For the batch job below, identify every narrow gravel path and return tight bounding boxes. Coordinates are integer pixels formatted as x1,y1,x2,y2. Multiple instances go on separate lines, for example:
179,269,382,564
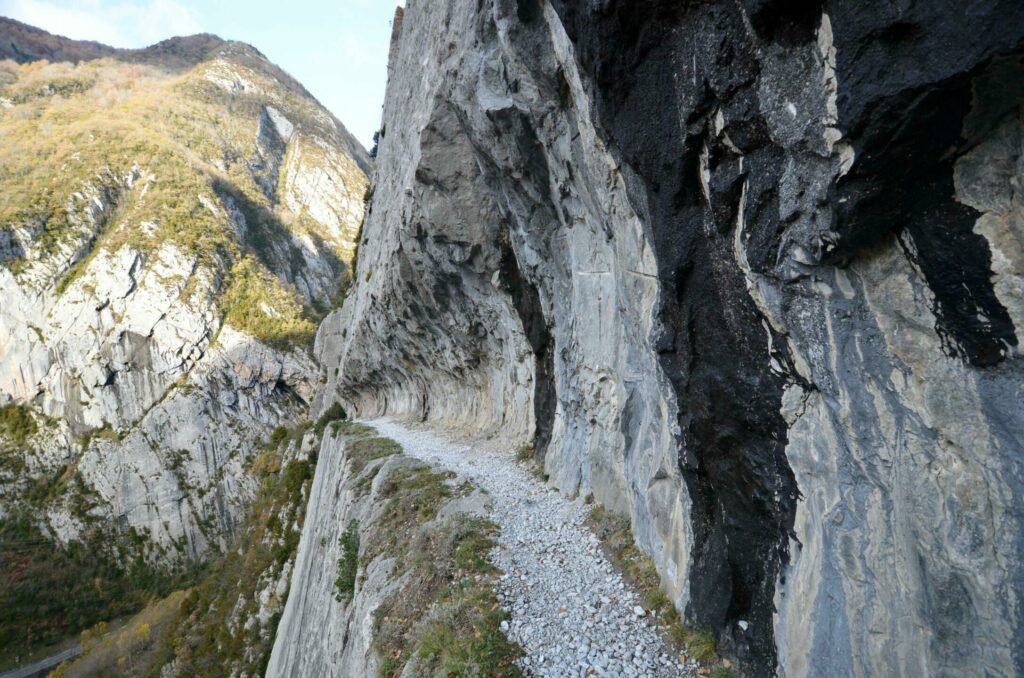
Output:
368,419,693,678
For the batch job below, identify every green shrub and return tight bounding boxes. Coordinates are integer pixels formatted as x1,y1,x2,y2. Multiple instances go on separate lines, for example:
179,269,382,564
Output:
282,460,312,501
347,436,402,477
272,528,300,566
314,402,347,436
77,425,121,449
221,257,317,351
0,404,38,447
452,522,499,574
373,513,520,678
366,465,453,564
269,426,290,448
334,520,359,602
332,420,374,438
415,585,519,677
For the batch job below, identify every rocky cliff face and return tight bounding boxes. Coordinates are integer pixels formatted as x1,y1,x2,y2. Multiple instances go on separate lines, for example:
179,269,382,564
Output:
0,19,370,563
267,429,410,678
268,423,510,678
320,1,1024,675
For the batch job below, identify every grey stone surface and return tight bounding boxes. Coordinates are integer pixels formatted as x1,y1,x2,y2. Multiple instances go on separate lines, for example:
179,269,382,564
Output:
319,1,1024,675
267,428,388,678
268,426,494,677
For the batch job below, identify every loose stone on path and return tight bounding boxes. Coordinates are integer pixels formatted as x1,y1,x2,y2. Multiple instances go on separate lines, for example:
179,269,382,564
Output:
367,419,694,678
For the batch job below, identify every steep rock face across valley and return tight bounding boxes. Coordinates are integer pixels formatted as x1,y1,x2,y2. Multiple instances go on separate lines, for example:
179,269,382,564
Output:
0,18,369,570
320,1,1024,675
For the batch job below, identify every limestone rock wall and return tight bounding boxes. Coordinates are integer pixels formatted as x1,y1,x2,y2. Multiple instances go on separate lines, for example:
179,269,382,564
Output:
0,27,371,561
1,205,318,561
321,1,1024,675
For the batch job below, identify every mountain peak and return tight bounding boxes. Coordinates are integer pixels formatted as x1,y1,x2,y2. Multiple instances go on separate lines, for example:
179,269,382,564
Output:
0,16,114,64
0,17,235,72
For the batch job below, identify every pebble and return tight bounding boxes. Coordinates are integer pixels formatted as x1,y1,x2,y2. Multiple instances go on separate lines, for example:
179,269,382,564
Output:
368,419,693,677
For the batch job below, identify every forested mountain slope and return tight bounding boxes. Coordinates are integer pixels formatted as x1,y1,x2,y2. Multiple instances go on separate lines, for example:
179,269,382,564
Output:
0,18,369,662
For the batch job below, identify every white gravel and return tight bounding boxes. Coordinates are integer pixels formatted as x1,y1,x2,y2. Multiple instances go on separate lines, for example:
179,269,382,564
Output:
367,419,695,678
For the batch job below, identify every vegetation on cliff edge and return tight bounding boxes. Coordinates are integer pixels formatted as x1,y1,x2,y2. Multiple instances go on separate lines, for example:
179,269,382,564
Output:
588,504,729,673
0,48,368,352
145,422,319,676
337,433,522,677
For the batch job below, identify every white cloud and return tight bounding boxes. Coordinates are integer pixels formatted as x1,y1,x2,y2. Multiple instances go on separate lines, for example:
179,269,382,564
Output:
1,0,203,48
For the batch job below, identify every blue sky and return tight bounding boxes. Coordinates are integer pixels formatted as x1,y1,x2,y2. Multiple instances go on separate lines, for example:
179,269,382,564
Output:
0,0,402,148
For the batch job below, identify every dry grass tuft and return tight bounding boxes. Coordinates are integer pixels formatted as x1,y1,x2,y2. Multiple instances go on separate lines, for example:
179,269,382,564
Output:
588,505,725,667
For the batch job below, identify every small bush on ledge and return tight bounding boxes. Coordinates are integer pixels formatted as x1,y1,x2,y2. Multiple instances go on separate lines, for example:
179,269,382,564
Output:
314,402,348,436
0,404,37,447
335,520,359,602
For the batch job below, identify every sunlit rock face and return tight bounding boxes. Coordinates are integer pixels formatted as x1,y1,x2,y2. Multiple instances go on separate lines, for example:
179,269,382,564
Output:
0,18,370,560
320,1,1024,675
